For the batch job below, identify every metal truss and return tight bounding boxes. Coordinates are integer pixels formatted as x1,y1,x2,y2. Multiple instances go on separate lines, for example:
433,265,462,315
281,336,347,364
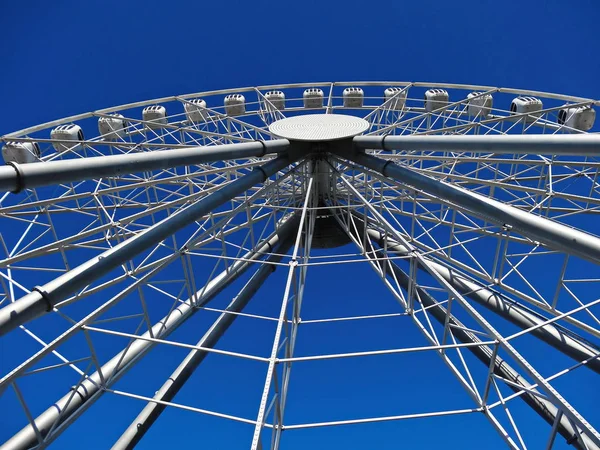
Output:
1,81,599,450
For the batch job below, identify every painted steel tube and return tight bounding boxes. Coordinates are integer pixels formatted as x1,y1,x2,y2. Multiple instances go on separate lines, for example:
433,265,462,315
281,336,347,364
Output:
344,215,595,449
348,151,600,265
112,237,294,450
345,210,600,374
353,134,600,156
0,155,293,337
362,225,600,374
0,214,299,450
379,256,596,450
0,139,289,193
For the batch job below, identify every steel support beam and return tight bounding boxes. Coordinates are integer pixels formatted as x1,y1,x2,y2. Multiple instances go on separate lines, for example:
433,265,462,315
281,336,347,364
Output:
0,155,294,337
343,216,596,450
112,237,294,450
328,169,600,447
0,139,289,193
380,255,595,450
354,134,600,156
0,214,300,450
346,151,600,265
251,174,316,450
360,222,600,374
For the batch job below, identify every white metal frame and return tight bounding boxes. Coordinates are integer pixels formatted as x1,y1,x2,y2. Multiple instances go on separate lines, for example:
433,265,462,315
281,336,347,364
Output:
1,81,599,450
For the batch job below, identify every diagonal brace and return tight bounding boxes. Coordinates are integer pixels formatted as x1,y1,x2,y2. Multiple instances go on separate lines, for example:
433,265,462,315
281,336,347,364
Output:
0,154,294,337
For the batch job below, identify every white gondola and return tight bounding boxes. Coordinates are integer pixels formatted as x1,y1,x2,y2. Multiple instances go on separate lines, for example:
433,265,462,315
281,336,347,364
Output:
50,124,84,152
510,96,543,122
425,89,449,113
467,92,493,118
558,104,596,131
343,87,364,108
142,105,168,129
264,91,285,110
183,99,209,123
2,141,40,164
98,114,127,140
224,94,246,116
303,88,324,108
384,87,407,110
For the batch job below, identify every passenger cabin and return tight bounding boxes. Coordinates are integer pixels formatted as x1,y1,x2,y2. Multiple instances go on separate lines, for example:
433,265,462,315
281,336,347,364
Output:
303,88,324,108
98,114,127,140
142,105,168,129
424,89,449,113
2,141,41,164
264,91,285,110
384,87,407,111
343,87,364,108
50,124,84,152
467,92,493,118
558,105,596,132
183,99,208,123
510,97,543,123
224,94,246,116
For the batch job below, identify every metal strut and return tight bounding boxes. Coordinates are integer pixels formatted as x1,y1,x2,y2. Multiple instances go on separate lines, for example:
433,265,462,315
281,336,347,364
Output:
0,139,289,193
326,161,600,448
0,154,294,337
351,215,600,375
353,134,600,156
111,234,296,450
345,151,600,265
379,252,596,450
0,214,300,450
343,214,598,450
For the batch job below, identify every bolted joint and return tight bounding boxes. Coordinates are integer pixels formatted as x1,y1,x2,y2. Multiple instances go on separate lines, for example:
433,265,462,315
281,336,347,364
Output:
255,139,268,157
253,166,269,182
31,286,54,312
6,161,25,193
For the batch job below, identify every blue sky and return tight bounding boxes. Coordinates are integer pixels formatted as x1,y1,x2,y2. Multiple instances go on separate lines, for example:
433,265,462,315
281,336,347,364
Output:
1,1,600,449
2,0,599,136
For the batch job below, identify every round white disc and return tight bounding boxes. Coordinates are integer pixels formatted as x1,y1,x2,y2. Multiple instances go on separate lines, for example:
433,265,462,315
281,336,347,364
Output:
269,114,369,142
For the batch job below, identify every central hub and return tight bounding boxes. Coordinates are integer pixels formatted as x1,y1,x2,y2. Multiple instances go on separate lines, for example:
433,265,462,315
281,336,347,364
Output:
269,114,368,249
268,114,369,142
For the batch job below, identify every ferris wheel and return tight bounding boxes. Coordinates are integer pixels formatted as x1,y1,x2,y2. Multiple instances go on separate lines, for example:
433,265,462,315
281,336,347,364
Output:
0,81,599,449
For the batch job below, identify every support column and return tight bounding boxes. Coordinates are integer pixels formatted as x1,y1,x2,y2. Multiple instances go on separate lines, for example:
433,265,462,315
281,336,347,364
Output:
251,173,316,450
